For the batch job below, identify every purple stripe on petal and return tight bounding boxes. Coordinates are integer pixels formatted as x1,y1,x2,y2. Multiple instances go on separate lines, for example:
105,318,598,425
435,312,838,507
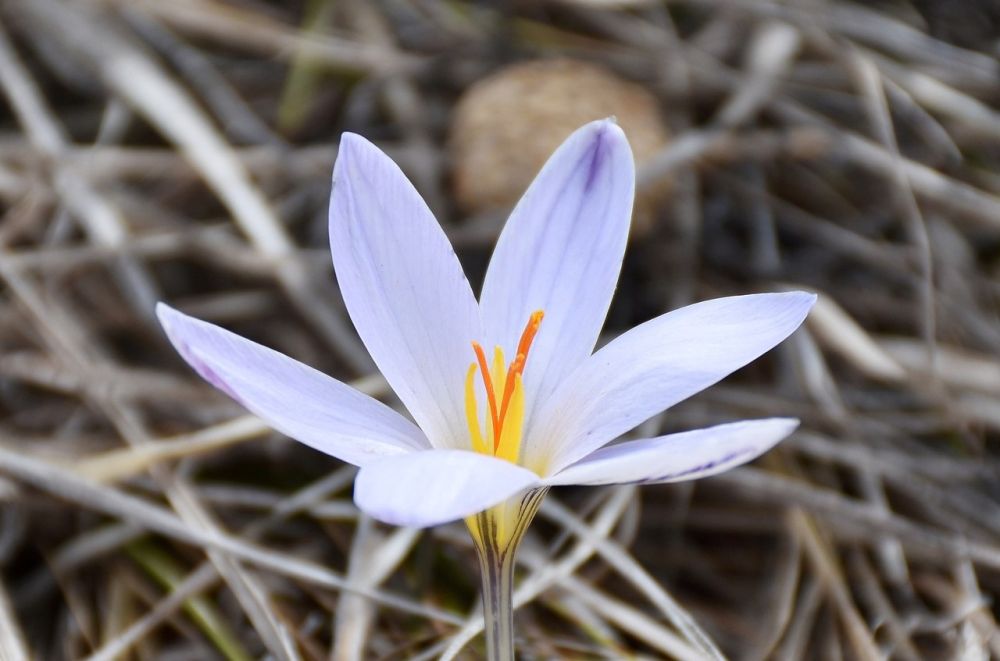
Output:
171,335,244,405
544,419,798,487
634,447,758,484
583,123,608,191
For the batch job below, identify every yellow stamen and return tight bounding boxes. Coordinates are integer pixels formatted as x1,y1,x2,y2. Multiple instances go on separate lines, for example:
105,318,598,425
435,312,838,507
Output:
494,373,525,463
464,364,488,454
491,347,507,398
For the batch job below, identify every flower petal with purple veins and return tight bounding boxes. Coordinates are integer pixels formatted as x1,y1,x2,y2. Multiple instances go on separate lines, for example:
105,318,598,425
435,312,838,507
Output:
479,120,635,429
157,304,428,466
525,292,816,474
544,418,799,486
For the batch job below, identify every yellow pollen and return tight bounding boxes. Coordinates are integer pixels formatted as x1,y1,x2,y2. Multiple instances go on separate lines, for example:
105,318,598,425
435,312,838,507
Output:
464,364,488,454
495,373,525,463
464,311,544,460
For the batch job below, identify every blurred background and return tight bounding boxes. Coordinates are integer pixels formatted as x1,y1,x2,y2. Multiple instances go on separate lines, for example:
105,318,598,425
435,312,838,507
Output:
1,0,999,658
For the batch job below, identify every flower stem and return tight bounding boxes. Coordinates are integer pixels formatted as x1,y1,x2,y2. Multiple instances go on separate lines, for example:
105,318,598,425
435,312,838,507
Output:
467,487,549,660
476,540,517,661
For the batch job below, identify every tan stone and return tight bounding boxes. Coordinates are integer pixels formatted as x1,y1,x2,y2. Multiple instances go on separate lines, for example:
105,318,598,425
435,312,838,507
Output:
449,58,670,234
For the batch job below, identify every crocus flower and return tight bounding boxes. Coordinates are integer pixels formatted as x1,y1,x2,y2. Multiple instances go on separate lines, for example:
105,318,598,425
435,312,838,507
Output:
157,119,814,659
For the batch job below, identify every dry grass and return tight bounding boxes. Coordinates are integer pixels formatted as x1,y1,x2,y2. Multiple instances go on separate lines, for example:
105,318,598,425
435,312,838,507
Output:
0,0,999,658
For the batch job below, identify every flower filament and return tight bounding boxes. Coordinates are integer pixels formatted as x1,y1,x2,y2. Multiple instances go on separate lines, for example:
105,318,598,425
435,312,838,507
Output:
464,311,544,463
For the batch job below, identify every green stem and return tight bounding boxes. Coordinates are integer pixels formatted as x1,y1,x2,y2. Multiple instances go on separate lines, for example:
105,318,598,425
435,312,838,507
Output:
476,541,517,661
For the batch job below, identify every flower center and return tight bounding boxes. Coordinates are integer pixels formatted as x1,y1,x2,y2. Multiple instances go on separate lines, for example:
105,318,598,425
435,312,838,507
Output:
464,311,544,463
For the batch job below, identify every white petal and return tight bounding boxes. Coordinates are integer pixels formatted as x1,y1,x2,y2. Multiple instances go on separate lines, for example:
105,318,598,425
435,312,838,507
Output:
480,120,634,423
157,304,427,466
526,292,816,474
545,419,798,486
329,134,481,449
353,450,541,527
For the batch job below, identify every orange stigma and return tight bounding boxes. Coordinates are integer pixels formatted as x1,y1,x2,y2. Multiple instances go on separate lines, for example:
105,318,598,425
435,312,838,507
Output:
466,311,544,458
497,311,544,437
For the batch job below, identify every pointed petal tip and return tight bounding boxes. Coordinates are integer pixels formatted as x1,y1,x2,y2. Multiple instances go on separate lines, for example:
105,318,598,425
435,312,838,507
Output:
585,115,621,130
338,131,369,153
792,290,819,307
766,416,801,436
580,117,628,148
557,118,628,157
155,303,204,350
757,290,818,327
154,302,186,341
155,302,176,342
333,132,390,183
155,301,184,329
153,303,245,403
781,290,819,322
573,119,633,193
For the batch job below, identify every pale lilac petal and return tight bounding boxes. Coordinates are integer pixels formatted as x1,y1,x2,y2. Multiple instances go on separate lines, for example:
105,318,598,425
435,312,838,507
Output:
480,120,634,425
525,292,816,474
353,450,541,527
545,419,798,486
157,304,428,466
329,134,481,449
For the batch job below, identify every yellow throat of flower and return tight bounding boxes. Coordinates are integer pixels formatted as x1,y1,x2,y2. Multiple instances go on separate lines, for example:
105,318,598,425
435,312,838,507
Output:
464,311,544,464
